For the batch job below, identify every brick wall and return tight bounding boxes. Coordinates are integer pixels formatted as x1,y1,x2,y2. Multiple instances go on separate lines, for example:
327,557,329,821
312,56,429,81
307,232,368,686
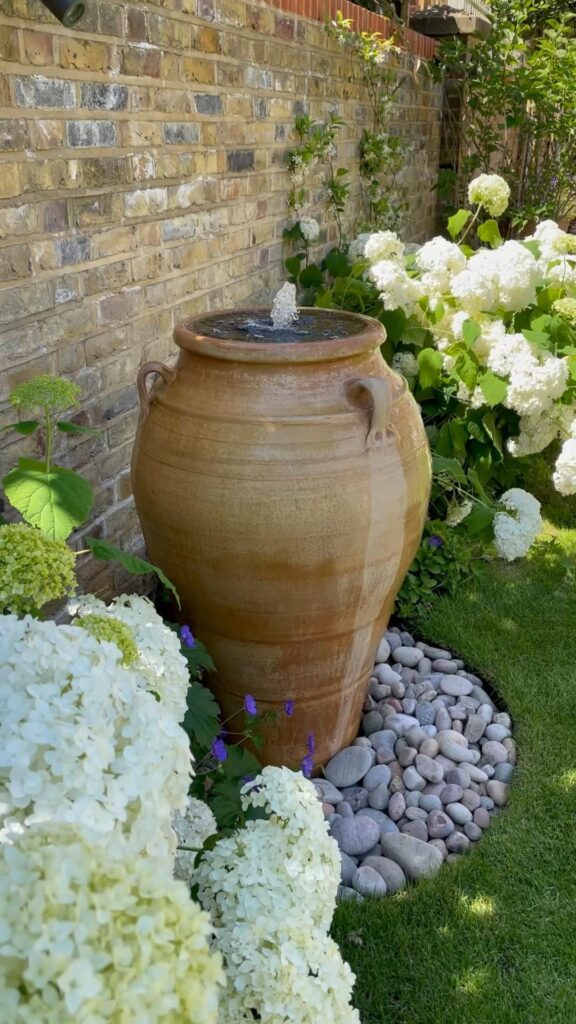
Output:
0,0,442,596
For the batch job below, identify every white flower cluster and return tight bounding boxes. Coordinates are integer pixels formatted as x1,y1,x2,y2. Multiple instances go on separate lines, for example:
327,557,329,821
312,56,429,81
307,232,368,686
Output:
271,282,299,330
69,593,190,722
0,824,223,1024
467,173,511,217
173,797,218,886
363,229,405,264
0,615,191,860
493,488,543,561
415,236,466,295
369,259,422,313
348,232,371,262
553,436,576,495
451,241,542,313
196,766,360,1024
298,217,320,243
530,220,576,288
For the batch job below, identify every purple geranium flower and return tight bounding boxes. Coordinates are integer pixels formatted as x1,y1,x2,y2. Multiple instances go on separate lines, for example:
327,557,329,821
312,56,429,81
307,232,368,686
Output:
244,694,258,716
428,535,443,549
211,737,228,762
300,753,314,778
180,624,196,648
284,700,295,717
306,732,315,754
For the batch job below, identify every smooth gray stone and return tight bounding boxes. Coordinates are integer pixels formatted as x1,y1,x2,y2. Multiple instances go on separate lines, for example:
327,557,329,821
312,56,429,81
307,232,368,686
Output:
374,637,391,663
368,783,390,811
473,807,491,829
337,885,364,902
392,646,424,668
446,802,473,825
362,710,384,735
420,738,439,758
419,793,442,812
493,711,512,729
415,702,436,726
325,747,374,788
471,686,496,709
433,659,459,674
369,729,399,750
405,791,421,808
477,703,494,722
353,736,373,748
361,855,406,892
402,698,417,715
494,762,514,784
464,764,489,783
485,723,511,742
388,791,406,822
331,815,381,856
391,678,406,699
419,657,432,675
373,663,402,686
397,745,417,768
415,753,444,784
461,789,481,812
385,631,402,652
480,796,495,810
405,806,428,821
400,630,415,646
385,714,420,736
439,737,478,764
401,819,428,842
376,745,396,764
487,780,509,806
482,740,509,766
503,738,517,765
336,801,355,818
340,850,358,884
428,838,448,859
464,714,486,744
464,821,483,841
440,675,473,697
380,833,443,880
482,764,495,778
449,704,468,721
427,809,455,839
340,786,369,812
440,784,464,804
313,780,343,804
421,725,438,738
363,843,382,858
435,707,452,732
446,831,470,853
405,725,427,748
417,643,452,660
363,764,392,792
403,767,426,791
423,782,445,797
369,680,390,701
352,866,388,897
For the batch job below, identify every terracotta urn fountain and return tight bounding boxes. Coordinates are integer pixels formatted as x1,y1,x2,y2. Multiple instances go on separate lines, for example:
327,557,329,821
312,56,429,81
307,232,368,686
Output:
131,306,430,767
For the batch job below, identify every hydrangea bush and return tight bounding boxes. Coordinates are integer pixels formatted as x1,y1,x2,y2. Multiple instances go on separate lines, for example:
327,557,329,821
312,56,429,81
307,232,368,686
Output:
196,766,360,1024
292,174,576,576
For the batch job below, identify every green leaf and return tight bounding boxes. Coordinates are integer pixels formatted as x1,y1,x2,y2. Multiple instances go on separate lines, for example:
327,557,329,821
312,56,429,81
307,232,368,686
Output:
462,319,481,347
477,219,503,248
284,255,302,280
464,502,495,535
56,421,100,436
85,536,180,607
448,419,469,458
537,284,563,312
299,265,324,288
210,746,263,829
314,289,334,308
447,208,471,240
432,453,468,486
482,411,503,454
183,681,221,749
3,458,93,540
478,370,508,407
455,350,478,390
520,239,541,258
1,420,40,435
324,249,349,277
379,308,407,345
404,325,432,348
417,348,444,389
523,328,551,350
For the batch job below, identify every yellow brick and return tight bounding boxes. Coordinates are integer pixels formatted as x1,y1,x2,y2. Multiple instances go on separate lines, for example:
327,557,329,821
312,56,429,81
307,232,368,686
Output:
59,38,112,73
182,57,216,84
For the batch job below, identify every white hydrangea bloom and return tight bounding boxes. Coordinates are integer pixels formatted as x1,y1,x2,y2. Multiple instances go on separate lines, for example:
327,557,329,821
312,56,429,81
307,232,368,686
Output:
0,616,191,860
473,318,508,361
486,331,534,377
391,351,418,379
369,259,423,313
531,219,575,259
450,250,499,313
0,824,223,1024
507,407,569,457
69,593,190,722
173,797,217,885
450,243,541,313
545,254,576,288
457,380,471,402
467,173,511,217
504,353,569,417
553,437,576,494
415,236,467,296
196,766,360,1024
493,488,542,561
348,232,371,262
363,229,405,264
446,498,474,526
298,217,320,243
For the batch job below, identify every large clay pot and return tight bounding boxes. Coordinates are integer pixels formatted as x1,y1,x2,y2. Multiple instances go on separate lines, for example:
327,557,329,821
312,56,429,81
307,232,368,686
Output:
131,309,430,767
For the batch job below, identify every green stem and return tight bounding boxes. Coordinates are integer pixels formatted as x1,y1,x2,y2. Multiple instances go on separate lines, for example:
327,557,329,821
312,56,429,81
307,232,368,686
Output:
43,405,53,474
459,204,482,245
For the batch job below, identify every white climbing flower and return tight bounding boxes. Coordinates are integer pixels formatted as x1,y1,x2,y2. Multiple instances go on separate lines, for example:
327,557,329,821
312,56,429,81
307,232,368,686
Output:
298,217,320,243
493,488,542,561
363,230,405,264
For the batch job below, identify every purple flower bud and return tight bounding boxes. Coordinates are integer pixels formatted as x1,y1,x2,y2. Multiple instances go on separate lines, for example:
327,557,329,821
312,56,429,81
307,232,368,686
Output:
428,534,443,549
244,694,258,716
300,753,314,779
284,700,295,717
180,624,196,648
211,737,228,762
306,732,315,754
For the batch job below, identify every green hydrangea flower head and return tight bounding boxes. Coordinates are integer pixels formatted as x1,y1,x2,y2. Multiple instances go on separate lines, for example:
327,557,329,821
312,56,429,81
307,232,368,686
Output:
76,614,139,666
553,297,576,325
10,375,80,414
0,523,77,617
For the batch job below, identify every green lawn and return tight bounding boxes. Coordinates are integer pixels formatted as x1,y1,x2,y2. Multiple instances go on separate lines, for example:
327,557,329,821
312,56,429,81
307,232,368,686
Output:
333,522,576,1024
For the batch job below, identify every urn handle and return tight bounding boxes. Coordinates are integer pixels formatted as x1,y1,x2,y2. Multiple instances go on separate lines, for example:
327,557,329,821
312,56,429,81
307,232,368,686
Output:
347,377,393,450
137,361,175,420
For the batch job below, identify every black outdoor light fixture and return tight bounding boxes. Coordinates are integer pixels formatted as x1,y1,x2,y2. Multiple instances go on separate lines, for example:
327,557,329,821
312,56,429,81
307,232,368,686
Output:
39,0,86,28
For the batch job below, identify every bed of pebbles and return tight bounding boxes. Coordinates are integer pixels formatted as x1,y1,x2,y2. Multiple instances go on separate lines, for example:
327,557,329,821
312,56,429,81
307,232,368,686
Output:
314,626,515,900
